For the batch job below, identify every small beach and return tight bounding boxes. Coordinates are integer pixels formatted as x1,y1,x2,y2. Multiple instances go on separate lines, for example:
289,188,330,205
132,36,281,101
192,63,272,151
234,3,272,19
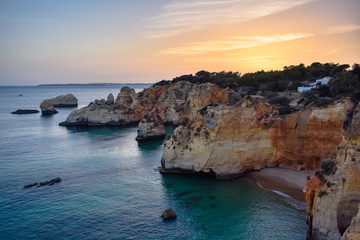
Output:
247,168,315,202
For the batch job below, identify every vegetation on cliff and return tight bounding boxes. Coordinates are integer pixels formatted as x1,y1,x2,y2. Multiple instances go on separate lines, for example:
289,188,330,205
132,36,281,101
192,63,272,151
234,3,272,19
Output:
156,62,360,104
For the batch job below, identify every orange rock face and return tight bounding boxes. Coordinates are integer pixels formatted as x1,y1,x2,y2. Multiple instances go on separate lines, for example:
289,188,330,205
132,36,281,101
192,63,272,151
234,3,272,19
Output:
161,97,353,179
305,103,360,240
273,100,352,170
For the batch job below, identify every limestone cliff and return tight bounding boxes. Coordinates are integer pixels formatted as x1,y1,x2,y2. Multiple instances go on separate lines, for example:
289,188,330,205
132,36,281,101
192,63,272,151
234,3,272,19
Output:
161,97,352,179
305,103,360,240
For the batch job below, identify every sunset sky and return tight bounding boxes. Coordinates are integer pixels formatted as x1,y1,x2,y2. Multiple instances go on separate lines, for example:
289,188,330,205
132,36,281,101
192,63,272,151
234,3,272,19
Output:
0,0,359,85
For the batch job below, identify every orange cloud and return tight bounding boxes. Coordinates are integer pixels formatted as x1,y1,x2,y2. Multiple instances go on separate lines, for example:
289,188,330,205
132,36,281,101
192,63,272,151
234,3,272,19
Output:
160,33,313,55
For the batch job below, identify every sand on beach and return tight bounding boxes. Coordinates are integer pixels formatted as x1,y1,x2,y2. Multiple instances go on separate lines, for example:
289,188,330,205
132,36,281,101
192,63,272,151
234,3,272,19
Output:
247,168,315,202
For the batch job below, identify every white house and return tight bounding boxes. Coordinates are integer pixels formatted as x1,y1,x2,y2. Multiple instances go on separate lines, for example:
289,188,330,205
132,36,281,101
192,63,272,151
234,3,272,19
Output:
297,76,331,93
297,87,313,93
315,76,331,86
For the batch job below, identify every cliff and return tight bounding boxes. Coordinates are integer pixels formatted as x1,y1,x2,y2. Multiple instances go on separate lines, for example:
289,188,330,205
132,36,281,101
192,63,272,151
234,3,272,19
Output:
305,103,360,240
160,97,352,179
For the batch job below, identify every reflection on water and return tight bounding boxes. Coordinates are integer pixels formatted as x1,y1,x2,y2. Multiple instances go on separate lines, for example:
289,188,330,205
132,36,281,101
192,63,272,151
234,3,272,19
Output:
0,86,307,240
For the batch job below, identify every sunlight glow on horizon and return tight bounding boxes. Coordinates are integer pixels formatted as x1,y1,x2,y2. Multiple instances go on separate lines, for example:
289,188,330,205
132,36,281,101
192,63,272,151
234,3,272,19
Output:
0,0,359,85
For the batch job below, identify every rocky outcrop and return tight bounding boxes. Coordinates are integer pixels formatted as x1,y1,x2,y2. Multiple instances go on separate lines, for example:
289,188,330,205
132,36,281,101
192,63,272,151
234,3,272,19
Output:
11,109,39,114
161,98,352,179
50,94,78,107
136,113,166,141
40,99,58,114
305,103,360,240
59,87,150,126
152,81,228,125
60,82,228,129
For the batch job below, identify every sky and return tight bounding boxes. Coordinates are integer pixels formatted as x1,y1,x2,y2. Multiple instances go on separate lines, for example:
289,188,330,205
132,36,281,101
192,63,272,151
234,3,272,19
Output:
0,0,359,85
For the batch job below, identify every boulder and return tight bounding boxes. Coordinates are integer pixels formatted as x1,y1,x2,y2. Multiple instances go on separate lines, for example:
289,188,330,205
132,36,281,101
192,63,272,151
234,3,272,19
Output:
40,99,58,114
161,208,177,221
11,109,39,114
50,93,78,107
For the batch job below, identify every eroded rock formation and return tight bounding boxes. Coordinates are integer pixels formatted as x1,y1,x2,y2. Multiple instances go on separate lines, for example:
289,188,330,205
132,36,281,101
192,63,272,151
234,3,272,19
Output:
160,98,352,179
305,103,360,240
59,87,150,126
59,82,228,131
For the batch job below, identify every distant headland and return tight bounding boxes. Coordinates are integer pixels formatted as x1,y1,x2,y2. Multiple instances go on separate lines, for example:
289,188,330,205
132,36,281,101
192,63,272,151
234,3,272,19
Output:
37,83,152,87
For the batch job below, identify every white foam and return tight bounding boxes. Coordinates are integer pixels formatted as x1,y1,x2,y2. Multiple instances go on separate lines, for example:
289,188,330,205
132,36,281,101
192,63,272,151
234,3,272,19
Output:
272,190,291,198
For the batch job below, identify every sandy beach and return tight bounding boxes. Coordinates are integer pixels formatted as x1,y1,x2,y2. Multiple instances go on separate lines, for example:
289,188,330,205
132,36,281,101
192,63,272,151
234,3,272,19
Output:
247,168,315,202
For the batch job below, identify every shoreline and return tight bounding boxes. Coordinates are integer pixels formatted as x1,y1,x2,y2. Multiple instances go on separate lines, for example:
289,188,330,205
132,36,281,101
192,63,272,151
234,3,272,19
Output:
246,168,315,202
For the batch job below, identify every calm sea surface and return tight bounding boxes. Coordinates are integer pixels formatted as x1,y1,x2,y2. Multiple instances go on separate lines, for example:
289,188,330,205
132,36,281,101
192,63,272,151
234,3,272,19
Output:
0,85,307,239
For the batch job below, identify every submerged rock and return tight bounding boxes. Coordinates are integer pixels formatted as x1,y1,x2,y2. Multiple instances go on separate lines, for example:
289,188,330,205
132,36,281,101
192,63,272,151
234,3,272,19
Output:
23,183,38,188
50,94,78,107
161,208,177,221
23,177,62,188
38,177,62,187
40,99,58,115
11,109,39,114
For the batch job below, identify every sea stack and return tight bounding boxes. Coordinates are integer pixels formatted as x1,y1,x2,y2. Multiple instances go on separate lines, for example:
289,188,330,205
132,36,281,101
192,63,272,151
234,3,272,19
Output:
40,99,58,114
50,93,78,107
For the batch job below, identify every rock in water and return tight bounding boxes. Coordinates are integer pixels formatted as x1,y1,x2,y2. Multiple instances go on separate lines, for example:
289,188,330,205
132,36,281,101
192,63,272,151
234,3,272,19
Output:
11,109,39,114
24,177,62,188
50,94,78,107
136,113,166,141
161,208,177,221
38,177,62,187
40,99,58,114
23,183,38,188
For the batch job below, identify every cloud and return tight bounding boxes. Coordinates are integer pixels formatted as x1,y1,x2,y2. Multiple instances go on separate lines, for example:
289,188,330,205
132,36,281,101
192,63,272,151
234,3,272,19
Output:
160,33,312,55
324,25,360,35
146,0,317,38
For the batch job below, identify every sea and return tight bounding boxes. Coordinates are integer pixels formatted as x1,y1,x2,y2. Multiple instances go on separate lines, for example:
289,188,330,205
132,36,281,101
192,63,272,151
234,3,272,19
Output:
0,84,307,240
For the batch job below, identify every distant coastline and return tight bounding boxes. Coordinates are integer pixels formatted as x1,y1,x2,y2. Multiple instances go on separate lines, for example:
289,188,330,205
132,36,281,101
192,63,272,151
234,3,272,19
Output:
37,83,153,87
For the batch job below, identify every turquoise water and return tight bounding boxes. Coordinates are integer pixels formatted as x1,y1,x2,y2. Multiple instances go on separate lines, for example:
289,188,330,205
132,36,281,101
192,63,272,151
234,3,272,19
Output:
0,86,307,239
